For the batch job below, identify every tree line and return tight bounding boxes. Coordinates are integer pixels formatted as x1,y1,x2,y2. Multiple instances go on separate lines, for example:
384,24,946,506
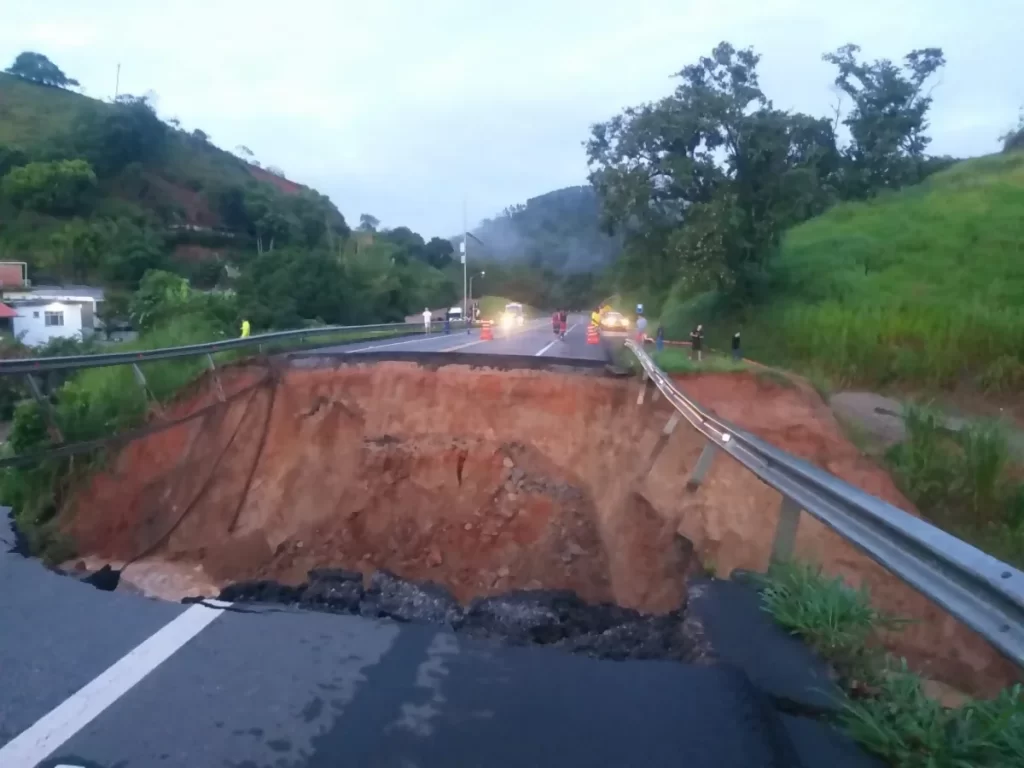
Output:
586,42,957,312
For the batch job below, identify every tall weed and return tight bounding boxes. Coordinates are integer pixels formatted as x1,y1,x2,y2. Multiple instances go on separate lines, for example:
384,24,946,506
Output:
886,403,1024,565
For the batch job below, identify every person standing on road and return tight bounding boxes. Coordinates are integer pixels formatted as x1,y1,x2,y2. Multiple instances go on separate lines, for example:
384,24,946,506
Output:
690,324,704,361
422,307,432,333
635,314,648,344
240,319,250,338
732,331,742,361
552,310,561,336
559,309,568,339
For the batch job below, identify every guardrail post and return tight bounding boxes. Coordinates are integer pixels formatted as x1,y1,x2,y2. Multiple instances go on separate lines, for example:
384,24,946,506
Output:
205,353,226,402
636,371,649,406
770,496,802,564
24,373,64,443
686,441,718,490
131,363,165,417
644,412,680,470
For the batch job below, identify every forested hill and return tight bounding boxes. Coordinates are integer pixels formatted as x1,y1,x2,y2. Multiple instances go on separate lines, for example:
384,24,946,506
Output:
0,68,347,290
471,186,620,274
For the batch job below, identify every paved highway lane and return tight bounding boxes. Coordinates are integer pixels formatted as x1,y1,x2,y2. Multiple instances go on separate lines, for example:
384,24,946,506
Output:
6,597,786,767
312,314,608,362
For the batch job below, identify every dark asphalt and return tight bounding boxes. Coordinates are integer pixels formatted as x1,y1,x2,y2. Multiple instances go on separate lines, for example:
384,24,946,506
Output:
0,322,882,767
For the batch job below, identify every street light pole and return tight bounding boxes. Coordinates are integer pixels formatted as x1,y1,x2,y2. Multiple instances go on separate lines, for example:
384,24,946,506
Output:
462,199,468,330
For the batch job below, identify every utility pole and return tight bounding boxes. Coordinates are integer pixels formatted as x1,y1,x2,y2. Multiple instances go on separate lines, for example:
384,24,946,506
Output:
114,63,120,101
462,198,468,330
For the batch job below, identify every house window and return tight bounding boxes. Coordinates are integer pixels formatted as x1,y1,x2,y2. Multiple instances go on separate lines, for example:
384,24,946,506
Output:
33,311,39,318
44,311,64,327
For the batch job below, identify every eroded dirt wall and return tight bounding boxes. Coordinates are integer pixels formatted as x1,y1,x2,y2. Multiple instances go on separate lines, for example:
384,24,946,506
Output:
66,360,1019,696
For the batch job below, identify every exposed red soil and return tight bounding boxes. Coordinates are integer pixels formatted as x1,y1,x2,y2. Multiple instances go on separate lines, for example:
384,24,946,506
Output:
65,361,1020,697
144,173,220,227
246,164,305,195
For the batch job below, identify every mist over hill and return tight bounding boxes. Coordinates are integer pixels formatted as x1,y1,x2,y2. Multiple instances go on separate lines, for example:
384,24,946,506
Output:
470,186,620,274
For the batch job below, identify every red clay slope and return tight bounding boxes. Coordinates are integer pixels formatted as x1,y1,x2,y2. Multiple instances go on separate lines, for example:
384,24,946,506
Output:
66,360,1019,697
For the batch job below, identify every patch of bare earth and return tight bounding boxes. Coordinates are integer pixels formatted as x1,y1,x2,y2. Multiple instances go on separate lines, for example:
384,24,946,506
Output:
64,360,1021,697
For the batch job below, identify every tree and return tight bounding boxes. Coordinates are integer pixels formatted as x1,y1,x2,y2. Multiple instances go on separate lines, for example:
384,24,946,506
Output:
74,94,169,177
96,290,131,339
823,44,946,197
5,52,79,89
265,165,286,178
424,237,455,269
50,219,105,281
1,159,97,215
358,213,379,232
0,144,28,177
129,270,192,331
1001,108,1024,153
236,248,354,329
587,42,837,300
191,129,210,143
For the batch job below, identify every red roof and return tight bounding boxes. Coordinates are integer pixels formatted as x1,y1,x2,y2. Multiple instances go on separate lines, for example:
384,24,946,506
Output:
0,303,19,319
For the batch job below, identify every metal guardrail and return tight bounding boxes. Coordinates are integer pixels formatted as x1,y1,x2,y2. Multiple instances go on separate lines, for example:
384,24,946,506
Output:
0,320,452,374
624,339,1024,667
0,320,457,443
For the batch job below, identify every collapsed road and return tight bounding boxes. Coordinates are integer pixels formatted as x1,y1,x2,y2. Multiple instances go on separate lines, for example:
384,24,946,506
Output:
0,317,977,766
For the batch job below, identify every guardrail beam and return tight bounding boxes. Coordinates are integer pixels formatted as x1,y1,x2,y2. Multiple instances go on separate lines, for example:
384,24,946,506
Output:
770,496,802,564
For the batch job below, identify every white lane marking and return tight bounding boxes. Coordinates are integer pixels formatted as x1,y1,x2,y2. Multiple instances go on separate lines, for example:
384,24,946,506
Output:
0,602,226,767
535,323,577,357
442,338,486,352
348,333,453,353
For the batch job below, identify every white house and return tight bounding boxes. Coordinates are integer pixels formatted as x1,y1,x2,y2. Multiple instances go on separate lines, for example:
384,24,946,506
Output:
11,300,84,346
2,284,104,347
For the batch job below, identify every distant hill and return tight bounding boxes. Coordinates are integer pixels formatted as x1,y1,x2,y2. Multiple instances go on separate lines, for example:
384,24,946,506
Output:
0,71,346,288
471,186,620,274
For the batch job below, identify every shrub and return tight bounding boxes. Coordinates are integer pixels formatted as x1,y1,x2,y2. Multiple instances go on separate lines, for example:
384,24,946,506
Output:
886,404,1024,566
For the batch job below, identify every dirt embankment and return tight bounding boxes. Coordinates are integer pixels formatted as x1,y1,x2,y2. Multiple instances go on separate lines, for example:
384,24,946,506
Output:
66,360,1019,696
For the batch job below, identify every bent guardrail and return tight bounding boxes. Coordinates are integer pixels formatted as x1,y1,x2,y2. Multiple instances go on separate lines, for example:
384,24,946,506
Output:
0,320,448,444
624,338,1024,667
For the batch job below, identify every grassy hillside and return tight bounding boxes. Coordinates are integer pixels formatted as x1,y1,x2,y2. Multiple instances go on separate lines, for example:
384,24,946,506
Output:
663,151,1024,392
0,72,333,292
0,72,277,208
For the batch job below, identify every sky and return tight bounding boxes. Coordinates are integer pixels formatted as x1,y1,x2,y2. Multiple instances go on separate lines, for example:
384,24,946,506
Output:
2,0,1022,237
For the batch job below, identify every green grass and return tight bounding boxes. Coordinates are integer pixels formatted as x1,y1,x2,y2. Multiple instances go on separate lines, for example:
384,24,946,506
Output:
0,73,98,149
659,151,1024,392
652,348,748,374
760,560,1024,767
885,404,1024,567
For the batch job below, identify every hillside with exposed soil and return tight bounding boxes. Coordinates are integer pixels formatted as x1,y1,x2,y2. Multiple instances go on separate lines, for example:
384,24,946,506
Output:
60,357,1020,697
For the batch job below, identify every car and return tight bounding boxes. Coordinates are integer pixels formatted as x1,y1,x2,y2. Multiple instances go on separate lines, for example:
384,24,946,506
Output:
599,311,630,331
501,302,525,329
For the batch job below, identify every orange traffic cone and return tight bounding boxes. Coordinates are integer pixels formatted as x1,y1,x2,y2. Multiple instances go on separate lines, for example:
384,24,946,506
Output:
480,320,493,341
586,324,600,345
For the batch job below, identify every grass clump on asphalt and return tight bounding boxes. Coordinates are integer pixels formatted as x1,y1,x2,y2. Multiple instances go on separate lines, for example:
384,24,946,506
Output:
885,404,1024,568
760,560,1024,767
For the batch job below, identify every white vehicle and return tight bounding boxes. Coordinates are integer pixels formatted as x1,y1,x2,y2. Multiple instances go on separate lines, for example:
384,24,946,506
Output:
447,306,463,322
501,302,525,329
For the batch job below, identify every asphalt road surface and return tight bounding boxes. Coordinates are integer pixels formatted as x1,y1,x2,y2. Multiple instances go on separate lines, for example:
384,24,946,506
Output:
0,320,876,767
312,314,612,362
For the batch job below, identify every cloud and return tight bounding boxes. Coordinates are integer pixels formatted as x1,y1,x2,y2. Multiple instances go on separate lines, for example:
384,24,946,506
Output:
2,0,1021,236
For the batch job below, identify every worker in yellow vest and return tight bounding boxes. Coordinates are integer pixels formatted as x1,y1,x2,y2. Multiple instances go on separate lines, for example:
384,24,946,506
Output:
240,319,251,338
